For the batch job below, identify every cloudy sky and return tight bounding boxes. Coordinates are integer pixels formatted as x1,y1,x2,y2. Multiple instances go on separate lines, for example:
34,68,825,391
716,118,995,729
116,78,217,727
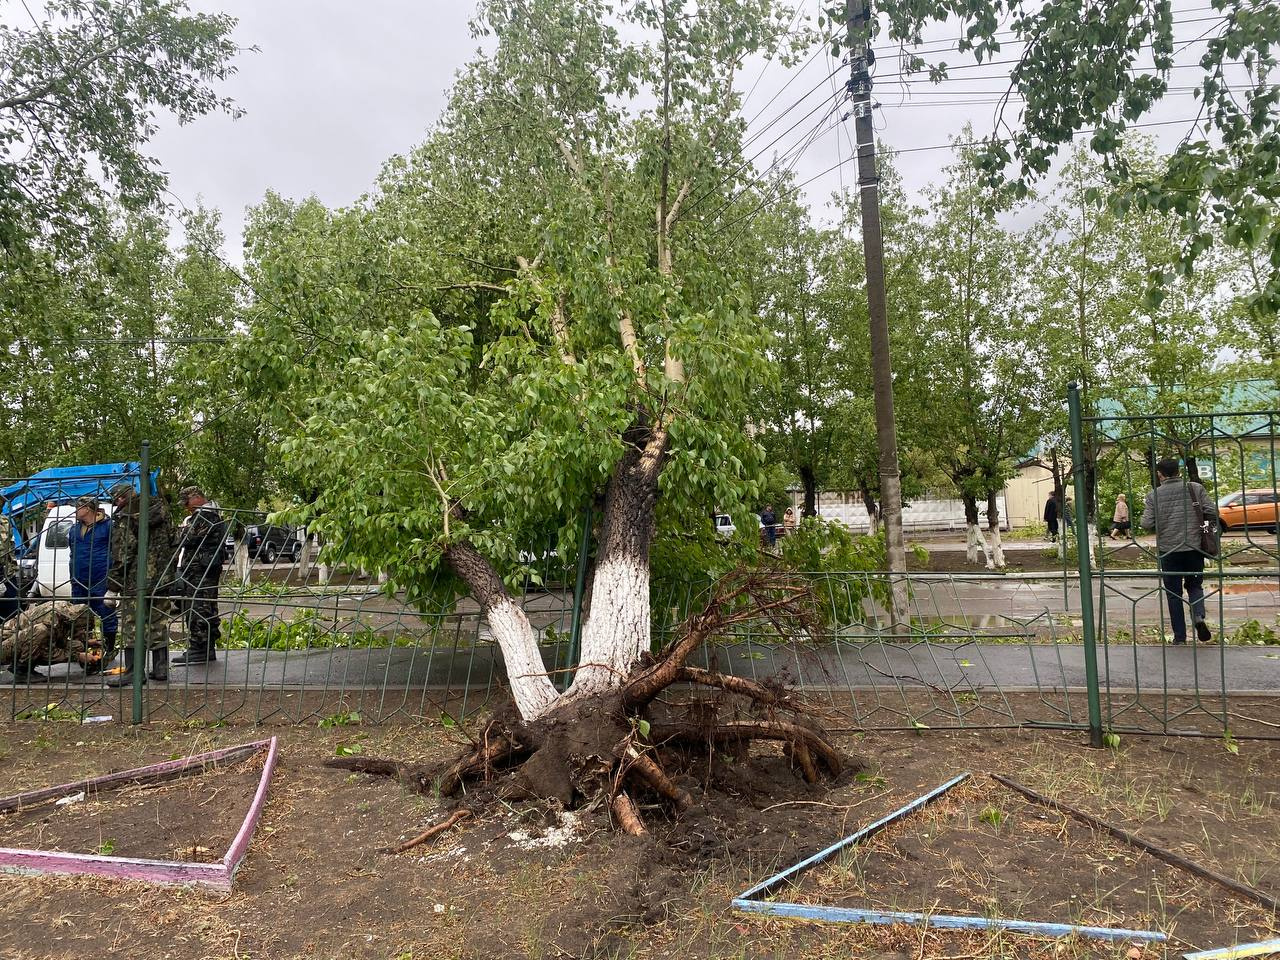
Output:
144,0,1236,259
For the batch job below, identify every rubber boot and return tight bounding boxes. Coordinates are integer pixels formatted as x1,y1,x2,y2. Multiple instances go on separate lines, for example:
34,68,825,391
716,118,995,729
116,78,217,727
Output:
172,643,212,666
105,648,144,688
148,647,168,682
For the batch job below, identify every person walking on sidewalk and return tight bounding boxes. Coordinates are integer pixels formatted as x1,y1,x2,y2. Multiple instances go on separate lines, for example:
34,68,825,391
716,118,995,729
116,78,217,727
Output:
1142,459,1218,645
1109,493,1130,539
1044,494,1059,542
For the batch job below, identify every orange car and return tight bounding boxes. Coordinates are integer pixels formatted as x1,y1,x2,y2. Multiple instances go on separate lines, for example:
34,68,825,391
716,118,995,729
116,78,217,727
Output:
1216,489,1280,532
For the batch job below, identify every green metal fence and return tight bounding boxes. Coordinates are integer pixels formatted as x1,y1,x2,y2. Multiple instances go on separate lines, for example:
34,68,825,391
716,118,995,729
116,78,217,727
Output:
3,405,1279,737
1067,381,1280,742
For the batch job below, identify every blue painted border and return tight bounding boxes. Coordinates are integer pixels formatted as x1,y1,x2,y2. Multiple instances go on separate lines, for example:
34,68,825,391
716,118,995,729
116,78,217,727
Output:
1183,938,1280,960
733,771,1167,945
732,899,1168,942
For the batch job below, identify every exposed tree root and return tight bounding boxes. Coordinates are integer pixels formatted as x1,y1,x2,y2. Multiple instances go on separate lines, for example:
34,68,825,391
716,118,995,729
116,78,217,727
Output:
622,749,692,812
382,809,472,854
611,791,648,836
325,755,435,795
649,719,842,779
673,666,799,712
439,731,528,797
329,570,853,838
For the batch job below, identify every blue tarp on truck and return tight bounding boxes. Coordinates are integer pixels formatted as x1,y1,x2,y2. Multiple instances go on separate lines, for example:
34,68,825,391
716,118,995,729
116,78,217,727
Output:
1,462,159,552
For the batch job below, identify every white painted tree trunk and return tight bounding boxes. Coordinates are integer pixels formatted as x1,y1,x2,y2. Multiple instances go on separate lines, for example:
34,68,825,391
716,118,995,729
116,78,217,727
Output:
296,531,316,586
988,524,1006,569
966,522,992,567
486,597,560,720
567,553,649,697
233,542,251,587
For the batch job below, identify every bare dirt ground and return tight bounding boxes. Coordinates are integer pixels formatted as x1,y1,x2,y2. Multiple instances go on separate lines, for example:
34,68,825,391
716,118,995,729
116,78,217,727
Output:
0,716,1275,960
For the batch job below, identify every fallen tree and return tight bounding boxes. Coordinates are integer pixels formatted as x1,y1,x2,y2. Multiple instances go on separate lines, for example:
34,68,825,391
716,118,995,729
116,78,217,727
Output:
243,0,850,826
331,571,848,832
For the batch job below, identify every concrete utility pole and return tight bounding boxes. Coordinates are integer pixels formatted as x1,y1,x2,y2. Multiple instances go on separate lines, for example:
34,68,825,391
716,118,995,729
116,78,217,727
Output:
846,0,909,623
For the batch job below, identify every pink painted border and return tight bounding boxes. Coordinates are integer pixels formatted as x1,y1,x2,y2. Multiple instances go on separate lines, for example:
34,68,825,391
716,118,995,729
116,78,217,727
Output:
0,737,278,891
0,738,272,813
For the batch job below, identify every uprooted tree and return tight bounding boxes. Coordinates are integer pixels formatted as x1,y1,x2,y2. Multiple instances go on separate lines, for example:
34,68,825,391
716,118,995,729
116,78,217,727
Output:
241,0,850,829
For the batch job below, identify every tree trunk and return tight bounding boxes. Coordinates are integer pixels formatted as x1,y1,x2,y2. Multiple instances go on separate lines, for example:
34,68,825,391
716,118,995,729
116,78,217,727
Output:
799,464,818,518
445,541,559,721
567,424,666,699
233,542,251,587
860,481,879,533
1049,449,1067,561
296,528,316,586
962,493,990,566
986,491,1005,569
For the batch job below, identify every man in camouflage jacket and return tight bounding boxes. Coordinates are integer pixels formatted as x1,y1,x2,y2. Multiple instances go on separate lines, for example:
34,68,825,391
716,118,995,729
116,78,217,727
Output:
1,600,91,684
106,483,178,685
174,486,226,665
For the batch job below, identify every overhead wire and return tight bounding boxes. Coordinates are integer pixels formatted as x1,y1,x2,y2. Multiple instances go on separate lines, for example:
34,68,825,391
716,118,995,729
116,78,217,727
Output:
739,1,810,112
713,114,1216,241
699,3,1248,236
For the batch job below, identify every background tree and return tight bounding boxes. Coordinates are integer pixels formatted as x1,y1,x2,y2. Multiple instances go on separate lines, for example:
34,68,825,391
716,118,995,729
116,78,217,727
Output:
908,137,1047,568
0,0,243,481
0,0,242,258
821,164,934,529
749,184,850,518
872,0,1280,310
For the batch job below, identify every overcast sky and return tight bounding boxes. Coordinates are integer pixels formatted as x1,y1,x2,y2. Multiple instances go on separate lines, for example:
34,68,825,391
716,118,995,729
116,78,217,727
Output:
144,0,1235,260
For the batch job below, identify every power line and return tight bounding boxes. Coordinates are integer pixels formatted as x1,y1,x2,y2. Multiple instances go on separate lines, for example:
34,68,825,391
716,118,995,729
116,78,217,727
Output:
682,84,849,223
706,92,849,234
873,89,1217,108
870,10,1228,60
869,55,1254,84
739,3,811,111
717,114,1215,238
743,24,845,130
741,63,846,154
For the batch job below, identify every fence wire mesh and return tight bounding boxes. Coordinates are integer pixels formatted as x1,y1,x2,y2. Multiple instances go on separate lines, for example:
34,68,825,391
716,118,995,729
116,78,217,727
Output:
2,402,1279,738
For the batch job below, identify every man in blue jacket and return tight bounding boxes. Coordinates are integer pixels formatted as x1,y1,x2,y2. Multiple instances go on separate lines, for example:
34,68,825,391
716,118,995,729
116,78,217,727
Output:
70,495,117,672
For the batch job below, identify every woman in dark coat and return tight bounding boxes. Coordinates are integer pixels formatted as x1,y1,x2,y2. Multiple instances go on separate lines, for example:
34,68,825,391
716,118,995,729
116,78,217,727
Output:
1044,494,1059,542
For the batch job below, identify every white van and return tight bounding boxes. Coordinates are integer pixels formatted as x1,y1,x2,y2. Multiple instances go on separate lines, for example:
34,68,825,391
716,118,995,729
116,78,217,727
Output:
18,504,115,599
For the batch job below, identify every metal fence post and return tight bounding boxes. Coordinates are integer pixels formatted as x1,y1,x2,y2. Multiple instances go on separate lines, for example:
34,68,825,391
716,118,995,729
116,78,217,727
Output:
566,503,592,689
1067,384,1104,747
131,442,150,725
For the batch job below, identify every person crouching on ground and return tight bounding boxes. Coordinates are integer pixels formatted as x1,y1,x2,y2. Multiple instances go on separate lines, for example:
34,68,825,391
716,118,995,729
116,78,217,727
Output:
1,601,92,684
1141,460,1218,645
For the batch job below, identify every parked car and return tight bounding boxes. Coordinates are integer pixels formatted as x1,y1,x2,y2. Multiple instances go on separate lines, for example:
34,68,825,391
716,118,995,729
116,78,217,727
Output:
1216,489,1280,532
713,514,769,539
233,523,303,564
